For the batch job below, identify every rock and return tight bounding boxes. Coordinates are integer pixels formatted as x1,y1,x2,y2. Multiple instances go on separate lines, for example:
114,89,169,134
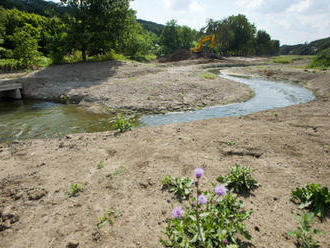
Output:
66,241,79,248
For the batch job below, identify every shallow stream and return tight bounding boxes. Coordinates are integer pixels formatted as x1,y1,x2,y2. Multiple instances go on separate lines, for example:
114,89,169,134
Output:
140,73,315,126
0,73,315,142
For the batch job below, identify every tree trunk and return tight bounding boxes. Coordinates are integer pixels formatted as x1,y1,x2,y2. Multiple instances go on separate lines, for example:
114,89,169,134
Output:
82,48,87,62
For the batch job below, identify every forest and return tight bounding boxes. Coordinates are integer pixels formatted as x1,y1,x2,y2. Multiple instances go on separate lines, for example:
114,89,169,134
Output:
1,0,282,71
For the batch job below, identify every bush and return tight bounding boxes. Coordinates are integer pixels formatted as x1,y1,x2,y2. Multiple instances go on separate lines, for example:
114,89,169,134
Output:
291,184,330,218
217,164,259,194
308,48,330,69
112,113,135,133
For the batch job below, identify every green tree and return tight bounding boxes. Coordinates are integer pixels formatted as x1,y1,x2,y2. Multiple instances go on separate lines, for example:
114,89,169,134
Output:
159,20,197,55
256,30,272,55
9,24,40,66
61,0,130,61
116,9,155,59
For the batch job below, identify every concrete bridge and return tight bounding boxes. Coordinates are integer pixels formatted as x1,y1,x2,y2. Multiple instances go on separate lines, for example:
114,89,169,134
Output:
0,80,23,99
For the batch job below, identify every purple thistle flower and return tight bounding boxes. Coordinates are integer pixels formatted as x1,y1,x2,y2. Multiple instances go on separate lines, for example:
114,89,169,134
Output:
194,168,204,178
198,194,208,205
172,206,184,219
223,239,228,245
215,184,227,196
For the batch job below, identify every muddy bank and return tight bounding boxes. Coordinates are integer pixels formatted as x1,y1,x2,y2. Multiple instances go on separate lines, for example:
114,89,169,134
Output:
4,59,254,114
0,60,329,247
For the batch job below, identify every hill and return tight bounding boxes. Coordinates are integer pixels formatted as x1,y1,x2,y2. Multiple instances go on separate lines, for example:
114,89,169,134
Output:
137,19,164,36
0,0,71,17
280,36,330,55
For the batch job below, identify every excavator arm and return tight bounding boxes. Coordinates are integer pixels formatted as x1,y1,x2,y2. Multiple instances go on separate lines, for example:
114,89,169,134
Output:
190,34,215,53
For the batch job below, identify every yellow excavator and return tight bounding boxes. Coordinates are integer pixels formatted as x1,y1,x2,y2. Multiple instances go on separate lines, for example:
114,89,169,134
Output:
190,34,216,58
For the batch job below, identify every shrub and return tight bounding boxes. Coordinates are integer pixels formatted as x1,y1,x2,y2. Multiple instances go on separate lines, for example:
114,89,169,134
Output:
291,184,330,218
288,211,322,248
217,164,259,194
161,168,252,247
308,48,330,69
162,175,194,199
112,113,135,133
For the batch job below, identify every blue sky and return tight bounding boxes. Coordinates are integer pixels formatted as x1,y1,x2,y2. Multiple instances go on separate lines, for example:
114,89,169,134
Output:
51,0,330,45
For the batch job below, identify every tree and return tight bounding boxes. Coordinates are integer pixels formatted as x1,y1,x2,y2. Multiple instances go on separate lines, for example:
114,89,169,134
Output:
256,30,272,55
61,0,130,61
9,24,40,66
159,20,197,55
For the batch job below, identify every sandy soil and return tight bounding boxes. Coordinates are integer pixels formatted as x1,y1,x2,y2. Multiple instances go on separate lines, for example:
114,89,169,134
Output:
0,59,329,248
8,59,253,114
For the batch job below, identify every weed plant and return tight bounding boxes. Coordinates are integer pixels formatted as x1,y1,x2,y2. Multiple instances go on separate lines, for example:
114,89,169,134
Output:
161,168,252,247
112,114,135,133
68,183,83,197
291,184,329,218
97,161,104,169
288,211,322,248
217,164,259,194
97,209,117,229
162,175,194,199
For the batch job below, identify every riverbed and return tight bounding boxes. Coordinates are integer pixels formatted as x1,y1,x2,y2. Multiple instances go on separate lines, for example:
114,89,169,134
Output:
0,73,315,142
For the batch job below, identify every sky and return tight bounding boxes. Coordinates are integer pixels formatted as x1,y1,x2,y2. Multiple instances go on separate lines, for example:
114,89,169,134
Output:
51,0,330,45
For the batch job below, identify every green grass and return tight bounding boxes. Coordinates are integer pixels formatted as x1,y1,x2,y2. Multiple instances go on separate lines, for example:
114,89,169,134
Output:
271,55,315,64
0,56,52,72
200,72,216,79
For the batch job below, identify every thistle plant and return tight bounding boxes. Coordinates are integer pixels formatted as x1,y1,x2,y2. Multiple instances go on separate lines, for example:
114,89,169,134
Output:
161,168,252,247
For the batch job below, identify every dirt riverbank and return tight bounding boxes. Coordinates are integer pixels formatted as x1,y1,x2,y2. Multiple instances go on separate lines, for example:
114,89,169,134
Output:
0,58,329,247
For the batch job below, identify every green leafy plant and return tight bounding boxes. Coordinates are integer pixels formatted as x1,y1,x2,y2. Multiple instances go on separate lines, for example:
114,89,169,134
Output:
200,72,216,80
161,169,252,247
288,211,322,248
162,175,194,199
225,141,235,146
68,183,83,197
291,184,330,218
97,209,118,229
97,161,104,169
217,164,259,194
112,113,135,133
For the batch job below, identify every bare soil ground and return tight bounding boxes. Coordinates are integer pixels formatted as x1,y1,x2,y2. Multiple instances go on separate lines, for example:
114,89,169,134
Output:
0,58,329,248
11,59,253,114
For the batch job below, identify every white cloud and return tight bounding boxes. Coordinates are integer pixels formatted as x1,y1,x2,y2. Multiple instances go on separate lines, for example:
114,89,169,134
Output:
164,0,191,11
189,0,207,13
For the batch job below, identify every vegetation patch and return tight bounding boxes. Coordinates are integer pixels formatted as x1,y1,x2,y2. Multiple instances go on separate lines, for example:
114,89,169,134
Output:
307,48,330,69
200,72,216,80
291,183,330,218
217,164,259,194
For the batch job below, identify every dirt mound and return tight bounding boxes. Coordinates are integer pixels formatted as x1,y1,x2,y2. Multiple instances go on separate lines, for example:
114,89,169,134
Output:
159,49,195,62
